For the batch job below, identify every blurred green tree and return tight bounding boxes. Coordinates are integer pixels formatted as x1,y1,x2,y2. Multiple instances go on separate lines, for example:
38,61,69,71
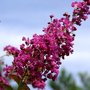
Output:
49,69,90,90
79,72,90,90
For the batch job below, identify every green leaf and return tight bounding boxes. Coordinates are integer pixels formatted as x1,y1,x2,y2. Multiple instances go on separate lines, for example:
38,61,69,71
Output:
18,82,30,90
3,84,13,90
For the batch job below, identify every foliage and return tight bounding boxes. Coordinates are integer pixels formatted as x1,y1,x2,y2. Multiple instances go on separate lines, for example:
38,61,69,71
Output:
49,69,90,90
79,72,90,90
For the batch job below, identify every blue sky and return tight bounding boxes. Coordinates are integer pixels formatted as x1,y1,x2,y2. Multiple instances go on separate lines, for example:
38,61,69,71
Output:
0,0,90,89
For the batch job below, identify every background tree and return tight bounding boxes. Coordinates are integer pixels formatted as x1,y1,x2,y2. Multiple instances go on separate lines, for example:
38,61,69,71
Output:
49,68,90,90
79,72,90,90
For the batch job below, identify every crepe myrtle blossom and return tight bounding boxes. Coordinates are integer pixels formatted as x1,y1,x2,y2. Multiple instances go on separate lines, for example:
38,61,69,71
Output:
0,59,12,90
0,72,11,90
2,0,90,89
72,1,90,25
3,16,75,89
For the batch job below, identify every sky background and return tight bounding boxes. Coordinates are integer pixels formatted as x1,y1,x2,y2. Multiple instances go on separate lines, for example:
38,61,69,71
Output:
0,0,90,90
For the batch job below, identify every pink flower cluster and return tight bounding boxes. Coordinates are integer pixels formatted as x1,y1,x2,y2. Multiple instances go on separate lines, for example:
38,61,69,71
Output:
72,0,90,25
1,0,90,89
3,15,75,89
0,72,10,90
84,0,90,5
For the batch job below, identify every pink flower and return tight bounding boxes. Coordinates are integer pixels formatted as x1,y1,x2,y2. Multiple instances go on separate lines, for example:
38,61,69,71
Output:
50,15,54,19
3,15,76,89
0,72,11,90
3,0,90,89
72,1,90,25
32,80,45,89
84,0,90,5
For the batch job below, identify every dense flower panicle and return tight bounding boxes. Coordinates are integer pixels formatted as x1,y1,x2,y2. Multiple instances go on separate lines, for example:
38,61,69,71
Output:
3,65,14,77
4,45,19,56
72,1,90,25
3,0,90,89
3,15,76,89
0,76,9,85
32,80,45,89
0,72,10,90
3,16,75,89
84,0,90,5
